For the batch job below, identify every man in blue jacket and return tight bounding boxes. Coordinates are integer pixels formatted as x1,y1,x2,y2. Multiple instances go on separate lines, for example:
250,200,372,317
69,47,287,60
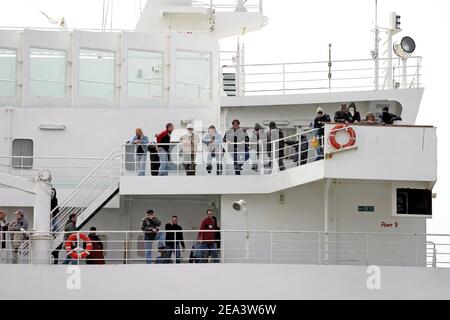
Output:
130,128,149,176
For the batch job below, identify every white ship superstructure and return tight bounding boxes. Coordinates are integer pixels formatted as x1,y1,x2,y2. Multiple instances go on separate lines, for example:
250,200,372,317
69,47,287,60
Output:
0,0,447,300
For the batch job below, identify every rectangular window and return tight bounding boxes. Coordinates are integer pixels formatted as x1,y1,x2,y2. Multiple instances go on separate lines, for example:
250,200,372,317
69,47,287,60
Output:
128,50,163,99
30,47,66,98
12,139,34,169
396,188,432,216
79,49,115,99
0,48,16,97
176,50,211,101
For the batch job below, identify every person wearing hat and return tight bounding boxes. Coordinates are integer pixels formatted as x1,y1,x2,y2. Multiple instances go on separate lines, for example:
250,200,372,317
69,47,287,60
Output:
379,106,402,125
314,107,331,160
202,125,224,175
224,119,248,175
8,210,29,264
334,103,353,125
248,123,267,172
141,209,161,264
180,123,200,176
267,121,286,172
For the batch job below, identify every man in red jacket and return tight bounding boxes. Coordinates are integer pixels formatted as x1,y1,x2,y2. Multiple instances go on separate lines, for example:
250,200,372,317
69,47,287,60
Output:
156,123,174,176
197,209,219,263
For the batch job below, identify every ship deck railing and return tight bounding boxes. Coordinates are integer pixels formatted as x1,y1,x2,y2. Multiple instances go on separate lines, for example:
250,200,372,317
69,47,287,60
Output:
221,56,422,96
0,230,446,268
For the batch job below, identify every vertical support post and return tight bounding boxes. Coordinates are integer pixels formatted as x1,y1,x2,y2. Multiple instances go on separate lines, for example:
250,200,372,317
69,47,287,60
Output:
259,0,263,13
31,180,52,265
270,231,273,264
125,231,128,264
318,232,322,265
373,0,380,90
366,233,370,266
415,234,418,267
402,59,408,89
235,38,241,96
282,64,286,95
328,44,332,92
323,179,332,264
271,141,278,174
386,29,393,89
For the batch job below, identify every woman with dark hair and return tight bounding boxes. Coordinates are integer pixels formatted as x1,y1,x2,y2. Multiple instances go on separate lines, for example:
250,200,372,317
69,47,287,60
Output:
348,103,361,124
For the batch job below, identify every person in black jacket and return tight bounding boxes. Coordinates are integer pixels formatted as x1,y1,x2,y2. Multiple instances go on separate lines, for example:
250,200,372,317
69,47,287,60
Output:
50,188,60,264
334,104,353,124
164,216,185,264
379,107,402,125
348,103,361,124
148,144,160,176
286,134,309,167
314,107,331,160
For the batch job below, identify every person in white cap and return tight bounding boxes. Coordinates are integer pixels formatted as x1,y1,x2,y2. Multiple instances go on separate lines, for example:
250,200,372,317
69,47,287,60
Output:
180,123,200,175
8,210,29,264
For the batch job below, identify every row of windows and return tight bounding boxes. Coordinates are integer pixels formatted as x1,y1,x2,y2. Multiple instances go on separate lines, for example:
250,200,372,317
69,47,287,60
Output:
0,48,211,101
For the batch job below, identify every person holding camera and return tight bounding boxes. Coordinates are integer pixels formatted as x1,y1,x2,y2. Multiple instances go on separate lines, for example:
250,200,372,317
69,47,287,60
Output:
130,128,149,176
141,209,161,264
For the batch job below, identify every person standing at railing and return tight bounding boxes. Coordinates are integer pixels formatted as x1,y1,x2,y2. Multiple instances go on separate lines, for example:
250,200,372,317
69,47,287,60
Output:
130,128,149,176
50,188,60,264
164,216,185,264
314,107,331,160
180,124,200,176
361,112,381,125
379,106,402,125
224,119,248,175
348,103,361,124
62,214,78,265
0,210,9,263
334,104,353,125
157,123,174,176
148,142,160,177
8,210,29,264
85,227,105,265
286,134,309,167
141,209,161,264
267,122,286,172
202,125,224,175
248,123,267,172
197,209,219,263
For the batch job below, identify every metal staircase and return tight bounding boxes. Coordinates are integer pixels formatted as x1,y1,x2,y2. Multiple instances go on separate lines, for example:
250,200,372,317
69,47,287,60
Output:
51,149,121,250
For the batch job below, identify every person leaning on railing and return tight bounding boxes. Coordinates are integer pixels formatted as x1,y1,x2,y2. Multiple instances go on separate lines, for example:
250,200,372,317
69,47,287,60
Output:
202,125,224,176
179,124,200,176
156,123,174,176
196,209,219,263
141,209,161,264
360,113,382,125
379,106,402,125
334,104,353,125
62,213,78,265
313,107,331,160
0,210,9,263
129,128,149,177
248,123,267,172
8,210,29,264
224,119,248,176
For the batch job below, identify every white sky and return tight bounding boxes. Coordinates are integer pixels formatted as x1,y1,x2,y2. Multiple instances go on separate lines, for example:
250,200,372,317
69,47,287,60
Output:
0,0,448,233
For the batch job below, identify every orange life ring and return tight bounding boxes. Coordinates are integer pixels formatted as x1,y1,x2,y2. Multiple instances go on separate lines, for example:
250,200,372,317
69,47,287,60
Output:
329,124,357,150
65,233,93,260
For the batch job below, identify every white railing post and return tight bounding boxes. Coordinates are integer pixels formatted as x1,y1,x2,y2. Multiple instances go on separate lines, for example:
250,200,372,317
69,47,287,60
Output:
259,0,263,13
271,140,278,174
318,232,321,265
282,64,286,95
270,231,273,264
366,233,370,266
125,231,128,265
